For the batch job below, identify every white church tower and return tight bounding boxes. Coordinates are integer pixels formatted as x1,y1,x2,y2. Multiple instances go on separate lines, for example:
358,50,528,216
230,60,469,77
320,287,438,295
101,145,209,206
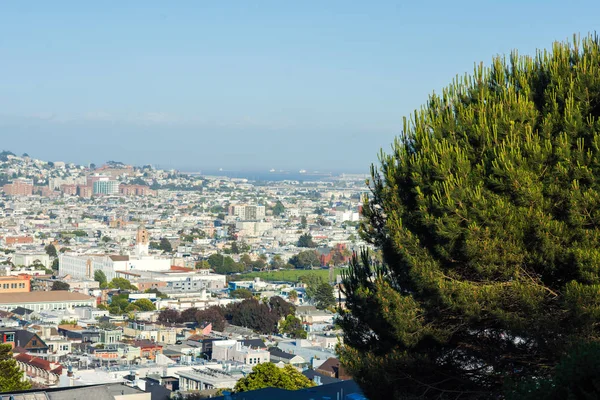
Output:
135,226,150,257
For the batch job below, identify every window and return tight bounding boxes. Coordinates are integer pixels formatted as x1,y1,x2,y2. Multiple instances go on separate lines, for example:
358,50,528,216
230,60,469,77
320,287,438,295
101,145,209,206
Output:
10,283,16,289
2,284,7,289
3,333,14,343
32,340,37,346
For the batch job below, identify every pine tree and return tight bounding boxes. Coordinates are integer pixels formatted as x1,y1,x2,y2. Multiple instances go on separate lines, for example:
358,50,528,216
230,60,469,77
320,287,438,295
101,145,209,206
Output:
338,34,600,399
0,344,30,392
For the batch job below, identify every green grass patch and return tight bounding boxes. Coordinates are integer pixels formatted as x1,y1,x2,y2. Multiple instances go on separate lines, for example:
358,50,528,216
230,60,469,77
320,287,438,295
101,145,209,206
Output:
229,268,345,282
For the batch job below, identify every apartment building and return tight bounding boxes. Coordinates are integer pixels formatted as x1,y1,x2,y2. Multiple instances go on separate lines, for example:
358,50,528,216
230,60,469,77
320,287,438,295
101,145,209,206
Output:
0,275,30,293
229,205,266,220
3,179,33,196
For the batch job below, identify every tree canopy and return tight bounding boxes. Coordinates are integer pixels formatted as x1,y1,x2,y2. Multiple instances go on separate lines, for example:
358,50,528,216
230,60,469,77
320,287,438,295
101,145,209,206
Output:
338,35,600,399
51,281,70,291
234,363,315,392
272,200,285,216
289,250,320,269
312,282,336,310
94,270,108,288
45,243,57,258
108,277,137,291
297,233,317,248
0,344,30,391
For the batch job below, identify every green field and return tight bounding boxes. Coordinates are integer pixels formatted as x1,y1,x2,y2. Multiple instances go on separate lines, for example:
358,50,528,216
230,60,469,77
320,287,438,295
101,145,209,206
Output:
229,268,345,282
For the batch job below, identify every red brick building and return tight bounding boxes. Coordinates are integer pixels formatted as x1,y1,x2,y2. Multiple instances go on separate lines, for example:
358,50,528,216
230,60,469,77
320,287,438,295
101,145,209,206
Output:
2,236,34,247
3,180,33,196
60,184,78,196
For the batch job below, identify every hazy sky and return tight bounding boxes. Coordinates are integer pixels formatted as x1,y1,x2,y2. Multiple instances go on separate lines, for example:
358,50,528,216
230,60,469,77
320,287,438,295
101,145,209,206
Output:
0,1,598,172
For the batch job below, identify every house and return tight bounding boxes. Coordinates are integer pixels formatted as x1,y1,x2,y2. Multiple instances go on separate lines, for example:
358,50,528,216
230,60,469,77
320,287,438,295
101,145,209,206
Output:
302,369,341,386
212,340,270,365
0,328,48,354
133,339,163,361
316,357,352,380
268,347,305,365
177,368,239,391
14,353,63,386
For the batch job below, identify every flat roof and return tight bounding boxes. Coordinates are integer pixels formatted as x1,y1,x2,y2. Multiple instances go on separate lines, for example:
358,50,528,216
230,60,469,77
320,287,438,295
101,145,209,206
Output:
0,290,95,304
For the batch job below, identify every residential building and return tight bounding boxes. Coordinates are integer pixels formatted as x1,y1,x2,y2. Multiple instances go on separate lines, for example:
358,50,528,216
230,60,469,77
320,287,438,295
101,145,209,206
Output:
0,275,30,293
212,340,270,365
0,328,48,353
3,179,33,196
268,347,305,365
177,368,239,391
229,205,266,220
93,180,119,195
14,353,63,386
133,339,163,361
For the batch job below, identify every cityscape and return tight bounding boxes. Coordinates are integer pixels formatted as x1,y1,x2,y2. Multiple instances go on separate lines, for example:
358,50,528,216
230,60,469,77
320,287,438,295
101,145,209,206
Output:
0,151,369,398
2,2,600,400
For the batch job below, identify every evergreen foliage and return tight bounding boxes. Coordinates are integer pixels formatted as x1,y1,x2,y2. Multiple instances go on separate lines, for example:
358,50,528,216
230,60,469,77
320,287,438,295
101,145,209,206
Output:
338,35,600,399
0,344,30,392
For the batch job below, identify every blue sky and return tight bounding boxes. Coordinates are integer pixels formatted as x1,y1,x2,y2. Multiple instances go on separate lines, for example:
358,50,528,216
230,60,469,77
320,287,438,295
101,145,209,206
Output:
0,1,598,172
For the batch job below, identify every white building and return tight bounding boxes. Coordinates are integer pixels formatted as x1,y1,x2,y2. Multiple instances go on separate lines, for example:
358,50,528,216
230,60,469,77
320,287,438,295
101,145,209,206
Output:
59,227,172,280
0,291,96,312
12,252,51,268
212,340,270,366
177,368,239,391
230,205,266,220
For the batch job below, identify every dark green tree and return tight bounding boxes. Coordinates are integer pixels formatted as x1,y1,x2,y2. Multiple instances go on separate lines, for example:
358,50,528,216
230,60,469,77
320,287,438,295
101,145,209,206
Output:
289,250,320,269
312,282,335,310
272,200,285,216
45,243,57,258
297,233,317,248
300,215,308,229
299,273,323,299
51,281,70,291
279,314,307,339
94,270,108,288
159,238,172,253
230,288,253,299
506,342,600,399
339,35,600,399
0,344,31,391
208,254,245,274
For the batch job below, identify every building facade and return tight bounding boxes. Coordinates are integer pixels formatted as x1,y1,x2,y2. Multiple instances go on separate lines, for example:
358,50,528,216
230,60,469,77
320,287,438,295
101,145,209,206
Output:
0,275,30,293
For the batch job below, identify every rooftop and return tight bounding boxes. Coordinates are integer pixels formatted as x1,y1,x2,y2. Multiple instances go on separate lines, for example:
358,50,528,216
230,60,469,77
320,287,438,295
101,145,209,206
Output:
0,291,95,304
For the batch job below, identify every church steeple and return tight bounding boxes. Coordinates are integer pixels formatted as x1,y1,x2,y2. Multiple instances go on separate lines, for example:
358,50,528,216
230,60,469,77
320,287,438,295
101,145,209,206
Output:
135,225,149,257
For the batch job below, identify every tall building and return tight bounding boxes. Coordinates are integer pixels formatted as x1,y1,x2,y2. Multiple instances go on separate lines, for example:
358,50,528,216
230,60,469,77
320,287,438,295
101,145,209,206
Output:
229,205,266,220
93,180,119,195
135,226,149,257
2,179,33,196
